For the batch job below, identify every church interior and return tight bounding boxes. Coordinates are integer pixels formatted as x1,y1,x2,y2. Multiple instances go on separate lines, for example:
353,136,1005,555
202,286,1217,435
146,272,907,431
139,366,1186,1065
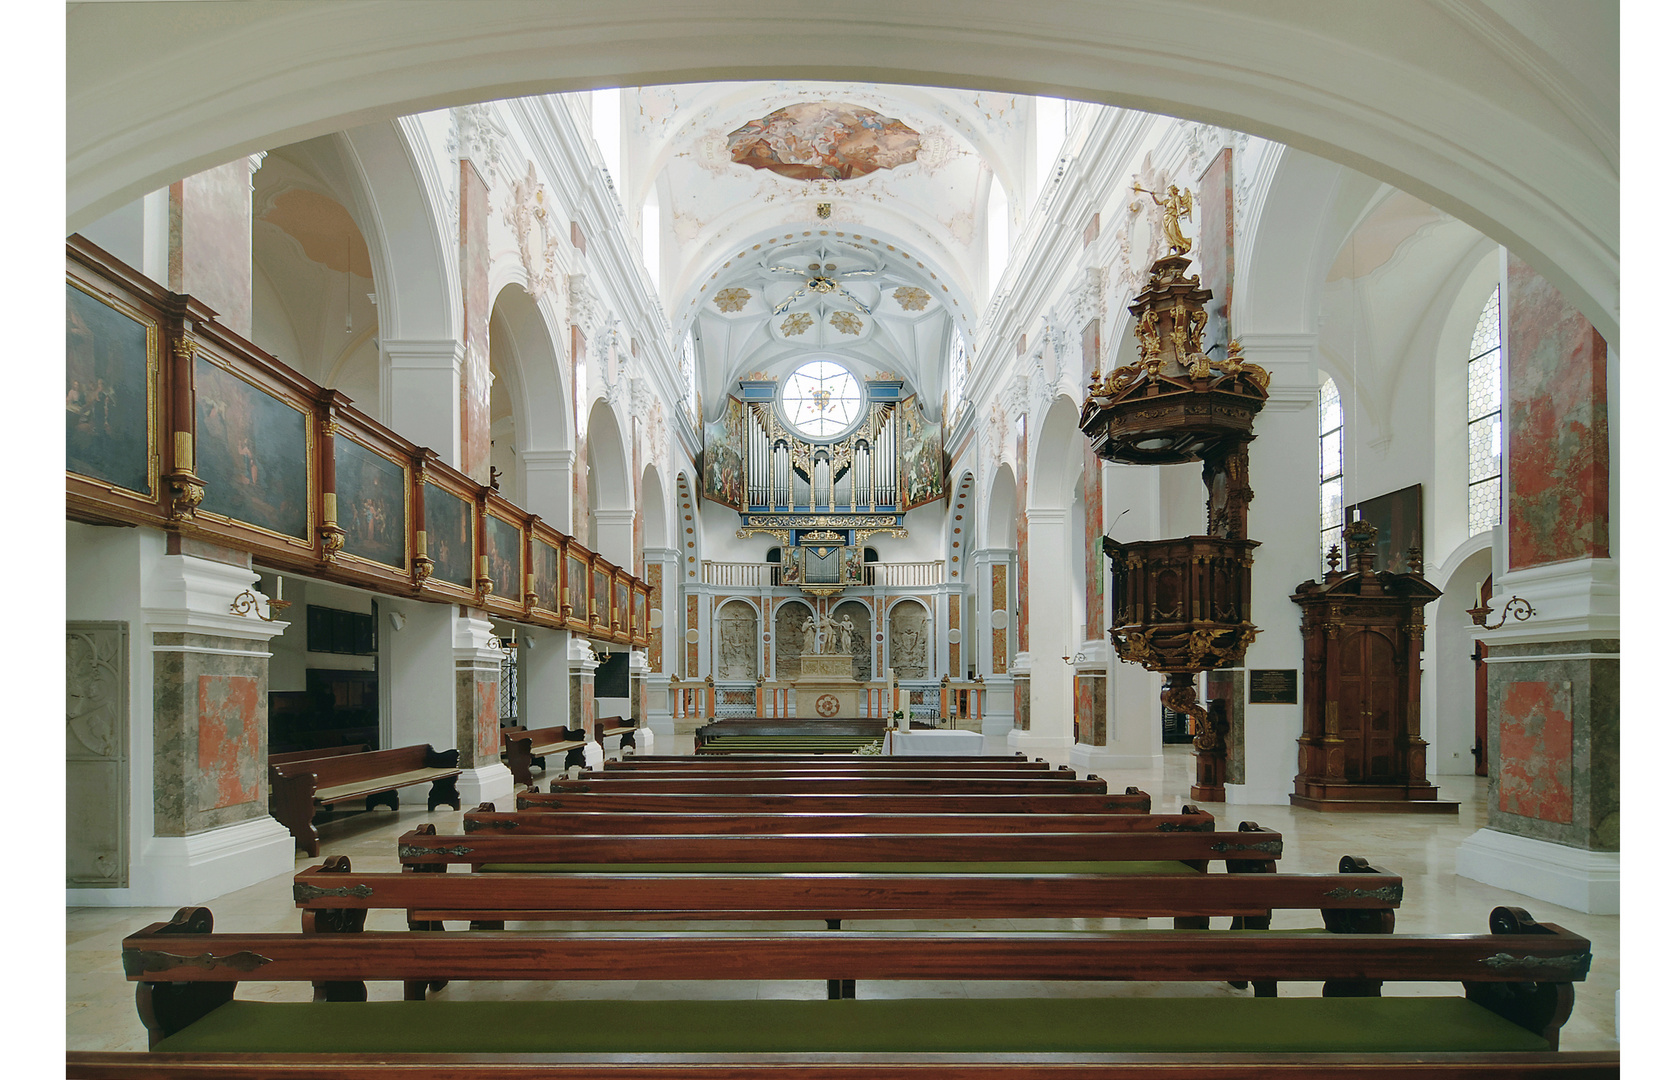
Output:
61,2,1624,1073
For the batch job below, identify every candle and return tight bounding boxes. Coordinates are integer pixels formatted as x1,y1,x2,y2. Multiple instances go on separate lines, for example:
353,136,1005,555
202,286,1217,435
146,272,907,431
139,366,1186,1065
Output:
562,588,570,604
275,576,283,601
1474,580,1483,609
415,530,427,556
479,555,490,575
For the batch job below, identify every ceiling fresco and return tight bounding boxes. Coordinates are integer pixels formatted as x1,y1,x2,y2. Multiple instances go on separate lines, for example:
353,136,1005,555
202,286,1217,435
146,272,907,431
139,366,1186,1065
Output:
726,102,921,181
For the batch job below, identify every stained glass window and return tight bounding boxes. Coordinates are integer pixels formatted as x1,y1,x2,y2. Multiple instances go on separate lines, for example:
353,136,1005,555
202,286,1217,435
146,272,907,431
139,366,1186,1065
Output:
1319,377,1343,575
1467,287,1502,536
782,360,862,439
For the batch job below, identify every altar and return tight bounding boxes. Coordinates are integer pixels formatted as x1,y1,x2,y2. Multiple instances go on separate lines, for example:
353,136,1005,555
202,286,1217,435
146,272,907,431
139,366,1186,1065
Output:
791,610,865,718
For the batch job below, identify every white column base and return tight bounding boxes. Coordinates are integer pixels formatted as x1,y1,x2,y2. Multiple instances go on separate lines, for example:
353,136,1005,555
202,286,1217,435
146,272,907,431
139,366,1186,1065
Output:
1455,828,1619,914
1223,781,1298,807
1069,744,1162,773
454,763,515,810
1006,728,1073,754
69,815,295,908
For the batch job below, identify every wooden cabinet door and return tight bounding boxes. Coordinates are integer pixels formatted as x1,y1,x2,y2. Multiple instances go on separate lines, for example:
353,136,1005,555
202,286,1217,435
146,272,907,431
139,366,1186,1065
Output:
1338,629,1400,782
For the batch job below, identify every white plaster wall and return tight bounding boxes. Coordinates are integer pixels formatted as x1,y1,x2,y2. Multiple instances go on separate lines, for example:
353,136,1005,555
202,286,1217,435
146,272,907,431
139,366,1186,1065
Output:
382,597,456,803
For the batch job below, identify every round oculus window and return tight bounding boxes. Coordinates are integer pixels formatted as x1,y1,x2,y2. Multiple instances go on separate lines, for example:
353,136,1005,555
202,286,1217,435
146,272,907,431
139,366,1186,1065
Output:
782,360,862,439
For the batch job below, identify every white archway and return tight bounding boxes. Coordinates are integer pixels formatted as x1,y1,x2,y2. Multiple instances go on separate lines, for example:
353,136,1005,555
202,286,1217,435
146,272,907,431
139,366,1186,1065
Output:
66,3,1618,344
585,399,633,566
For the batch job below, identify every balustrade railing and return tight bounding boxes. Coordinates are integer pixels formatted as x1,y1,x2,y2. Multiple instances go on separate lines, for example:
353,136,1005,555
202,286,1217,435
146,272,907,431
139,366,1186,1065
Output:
869,561,946,587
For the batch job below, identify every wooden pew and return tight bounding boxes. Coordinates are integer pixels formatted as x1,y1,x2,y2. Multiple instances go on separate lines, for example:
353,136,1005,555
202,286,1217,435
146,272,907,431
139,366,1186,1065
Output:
395,821,1281,873
270,744,462,857
269,744,369,768
572,766,1084,781
545,774,1110,794
501,724,586,787
73,903,1614,1076
296,851,1398,930
461,802,1215,835
598,759,1043,775
516,788,1152,815
593,715,637,755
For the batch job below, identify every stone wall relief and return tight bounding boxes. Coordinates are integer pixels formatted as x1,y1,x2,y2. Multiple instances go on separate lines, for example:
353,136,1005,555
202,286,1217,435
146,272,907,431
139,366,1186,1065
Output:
715,599,759,680
834,599,873,681
773,599,814,680
67,622,127,888
888,600,931,679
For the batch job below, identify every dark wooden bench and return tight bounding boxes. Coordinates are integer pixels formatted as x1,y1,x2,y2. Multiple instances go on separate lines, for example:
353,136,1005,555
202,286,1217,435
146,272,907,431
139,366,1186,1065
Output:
501,725,586,787
461,802,1214,834
515,787,1153,814
75,903,1613,1076
269,744,370,768
593,715,637,754
396,821,1280,874
270,743,462,857
576,765,1083,781
604,753,1045,768
547,774,1109,795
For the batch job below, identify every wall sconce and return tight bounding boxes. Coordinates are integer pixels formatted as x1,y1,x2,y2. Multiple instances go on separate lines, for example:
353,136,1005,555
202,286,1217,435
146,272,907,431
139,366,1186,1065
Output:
1467,594,1535,630
1061,652,1090,665
231,575,289,621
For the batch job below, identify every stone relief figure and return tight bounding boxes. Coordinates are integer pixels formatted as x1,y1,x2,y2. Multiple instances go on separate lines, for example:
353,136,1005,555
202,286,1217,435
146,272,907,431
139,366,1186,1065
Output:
774,603,812,680
802,614,820,655
716,601,758,680
834,601,873,681
837,615,855,655
818,611,841,654
889,604,930,679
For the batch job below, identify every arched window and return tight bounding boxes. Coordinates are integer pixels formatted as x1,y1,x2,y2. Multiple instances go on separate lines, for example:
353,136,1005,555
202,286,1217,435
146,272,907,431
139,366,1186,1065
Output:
1319,377,1343,574
946,332,969,421
1466,286,1503,536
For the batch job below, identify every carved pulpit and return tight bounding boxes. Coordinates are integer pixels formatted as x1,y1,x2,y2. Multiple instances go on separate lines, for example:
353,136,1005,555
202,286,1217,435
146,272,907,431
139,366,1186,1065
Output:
1290,521,1454,812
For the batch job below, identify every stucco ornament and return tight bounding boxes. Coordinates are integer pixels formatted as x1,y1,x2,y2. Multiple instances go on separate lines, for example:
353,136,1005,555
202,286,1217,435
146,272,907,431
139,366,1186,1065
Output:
505,162,561,298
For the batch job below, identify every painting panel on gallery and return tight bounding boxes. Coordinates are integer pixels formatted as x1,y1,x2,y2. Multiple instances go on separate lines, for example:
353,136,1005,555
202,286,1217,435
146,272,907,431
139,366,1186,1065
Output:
425,483,475,588
485,513,522,601
1346,484,1423,573
337,436,408,569
532,538,560,613
593,567,611,623
66,282,156,499
194,355,309,539
567,552,591,620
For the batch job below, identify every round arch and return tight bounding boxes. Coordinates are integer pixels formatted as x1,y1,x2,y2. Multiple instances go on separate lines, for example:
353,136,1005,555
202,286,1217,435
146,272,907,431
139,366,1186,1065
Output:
1028,395,1084,511
984,463,1017,550
67,3,1617,344
585,399,633,565
641,464,669,551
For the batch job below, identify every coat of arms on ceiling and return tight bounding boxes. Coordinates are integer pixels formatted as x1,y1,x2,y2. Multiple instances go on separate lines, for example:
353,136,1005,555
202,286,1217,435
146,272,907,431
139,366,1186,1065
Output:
727,102,920,182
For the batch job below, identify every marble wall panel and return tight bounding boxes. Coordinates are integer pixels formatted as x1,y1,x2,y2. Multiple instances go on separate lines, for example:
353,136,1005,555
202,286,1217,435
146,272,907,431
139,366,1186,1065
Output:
67,622,127,887
1195,147,1234,357
1205,667,1245,784
1505,255,1609,568
1075,672,1106,745
171,160,255,338
947,593,960,677
1013,673,1031,731
1486,640,1618,851
647,563,663,671
152,632,268,836
991,564,1008,674
454,659,500,768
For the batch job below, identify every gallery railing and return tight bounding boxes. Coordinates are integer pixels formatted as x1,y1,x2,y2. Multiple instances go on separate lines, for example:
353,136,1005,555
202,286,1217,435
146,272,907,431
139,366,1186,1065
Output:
66,236,650,647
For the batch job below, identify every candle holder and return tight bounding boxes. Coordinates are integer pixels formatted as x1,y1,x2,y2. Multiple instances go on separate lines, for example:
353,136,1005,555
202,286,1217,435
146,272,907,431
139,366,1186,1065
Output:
230,591,290,622
1467,595,1535,630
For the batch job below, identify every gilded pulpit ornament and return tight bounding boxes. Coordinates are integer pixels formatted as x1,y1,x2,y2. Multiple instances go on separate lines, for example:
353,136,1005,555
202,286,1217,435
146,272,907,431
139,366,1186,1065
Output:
1084,241,1268,802
1132,182,1194,256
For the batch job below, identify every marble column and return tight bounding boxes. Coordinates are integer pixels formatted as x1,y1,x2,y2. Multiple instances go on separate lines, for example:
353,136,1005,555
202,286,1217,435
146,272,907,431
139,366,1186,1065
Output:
1456,256,1618,914
382,338,464,463
1069,640,1133,773
642,548,678,741
520,449,575,530
140,540,292,905
1225,333,1316,806
169,154,264,339
519,625,573,733
1100,462,1164,771
453,611,514,807
1010,507,1073,752
568,636,600,739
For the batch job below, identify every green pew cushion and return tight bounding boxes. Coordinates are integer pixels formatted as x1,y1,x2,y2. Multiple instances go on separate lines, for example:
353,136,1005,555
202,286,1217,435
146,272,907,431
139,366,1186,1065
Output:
475,860,1200,875
154,997,1554,1055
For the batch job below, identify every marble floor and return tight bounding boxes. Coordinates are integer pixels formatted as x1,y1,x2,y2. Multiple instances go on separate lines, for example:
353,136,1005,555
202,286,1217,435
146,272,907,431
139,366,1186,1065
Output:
66,742,1620,1057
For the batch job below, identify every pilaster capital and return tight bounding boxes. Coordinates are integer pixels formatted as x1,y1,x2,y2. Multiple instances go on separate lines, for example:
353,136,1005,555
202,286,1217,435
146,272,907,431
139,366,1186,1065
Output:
593,508,636,527
452,611,501,660
382,338,466,371
519,449,575,470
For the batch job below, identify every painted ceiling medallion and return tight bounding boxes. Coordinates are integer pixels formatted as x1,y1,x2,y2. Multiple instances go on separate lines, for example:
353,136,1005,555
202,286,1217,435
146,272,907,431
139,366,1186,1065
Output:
780,312,814,336
727,102,921,182
713,287,752,312
893,286,930,311
829,311,864,335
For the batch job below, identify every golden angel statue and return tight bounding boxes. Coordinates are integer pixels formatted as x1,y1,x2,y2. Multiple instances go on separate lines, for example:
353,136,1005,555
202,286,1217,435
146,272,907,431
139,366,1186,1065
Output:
1133,182,1194,256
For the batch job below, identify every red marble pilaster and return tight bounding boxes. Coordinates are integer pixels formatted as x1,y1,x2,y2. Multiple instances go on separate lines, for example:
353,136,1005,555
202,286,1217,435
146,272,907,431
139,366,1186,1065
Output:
169,158,258,338
1195,148,1234,351
1505,255,1609,568
1498,679,1574,823
459,161,492,483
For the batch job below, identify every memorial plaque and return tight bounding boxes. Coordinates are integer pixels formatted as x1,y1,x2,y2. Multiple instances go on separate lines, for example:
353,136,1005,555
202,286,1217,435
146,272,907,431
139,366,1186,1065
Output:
1249,668,1298,704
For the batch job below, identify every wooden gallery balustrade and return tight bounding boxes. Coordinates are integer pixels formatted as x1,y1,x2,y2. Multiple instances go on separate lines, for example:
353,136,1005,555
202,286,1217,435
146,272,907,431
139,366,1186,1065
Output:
66,236,651,644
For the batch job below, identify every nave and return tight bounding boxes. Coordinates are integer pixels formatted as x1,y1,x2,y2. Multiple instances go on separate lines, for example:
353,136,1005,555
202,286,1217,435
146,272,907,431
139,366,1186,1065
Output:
65,743,1621,1057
